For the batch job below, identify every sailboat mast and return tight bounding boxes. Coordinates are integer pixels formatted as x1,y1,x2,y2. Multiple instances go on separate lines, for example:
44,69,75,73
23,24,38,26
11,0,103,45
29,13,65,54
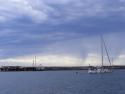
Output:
102,38,112,67
35,56,37,67
101,36,104,67
33,60,34,67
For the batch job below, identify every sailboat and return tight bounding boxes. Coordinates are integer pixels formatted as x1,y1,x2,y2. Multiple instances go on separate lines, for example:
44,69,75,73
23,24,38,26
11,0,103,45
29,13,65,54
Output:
88,36,112,74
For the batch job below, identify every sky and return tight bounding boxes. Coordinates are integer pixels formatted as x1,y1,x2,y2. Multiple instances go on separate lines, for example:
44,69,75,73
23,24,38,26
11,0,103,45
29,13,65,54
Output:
0,0,125,66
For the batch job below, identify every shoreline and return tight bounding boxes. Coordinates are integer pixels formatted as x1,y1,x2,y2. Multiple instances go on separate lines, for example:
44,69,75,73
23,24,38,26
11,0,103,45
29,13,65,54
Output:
0,65,124,72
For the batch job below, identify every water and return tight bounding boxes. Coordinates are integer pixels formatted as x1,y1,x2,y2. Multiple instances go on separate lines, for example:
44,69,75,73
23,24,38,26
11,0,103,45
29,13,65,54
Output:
0,70,124,94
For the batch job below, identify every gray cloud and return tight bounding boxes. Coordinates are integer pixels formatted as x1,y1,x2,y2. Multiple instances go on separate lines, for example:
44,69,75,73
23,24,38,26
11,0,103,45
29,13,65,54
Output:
0,0,125,24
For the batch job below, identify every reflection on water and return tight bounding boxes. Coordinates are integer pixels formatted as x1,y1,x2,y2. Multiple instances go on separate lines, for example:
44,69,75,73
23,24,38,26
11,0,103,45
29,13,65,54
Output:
0,70,124,94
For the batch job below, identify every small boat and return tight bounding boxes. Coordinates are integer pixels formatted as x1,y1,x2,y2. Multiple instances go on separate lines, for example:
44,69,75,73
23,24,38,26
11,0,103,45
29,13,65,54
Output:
88,36,112,74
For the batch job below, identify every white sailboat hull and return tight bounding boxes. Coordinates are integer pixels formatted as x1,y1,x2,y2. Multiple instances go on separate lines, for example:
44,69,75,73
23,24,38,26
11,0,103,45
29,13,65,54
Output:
88,68,112,74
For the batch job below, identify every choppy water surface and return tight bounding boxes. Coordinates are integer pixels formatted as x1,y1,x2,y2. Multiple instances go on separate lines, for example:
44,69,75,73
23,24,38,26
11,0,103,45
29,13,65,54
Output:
0,70,124,94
